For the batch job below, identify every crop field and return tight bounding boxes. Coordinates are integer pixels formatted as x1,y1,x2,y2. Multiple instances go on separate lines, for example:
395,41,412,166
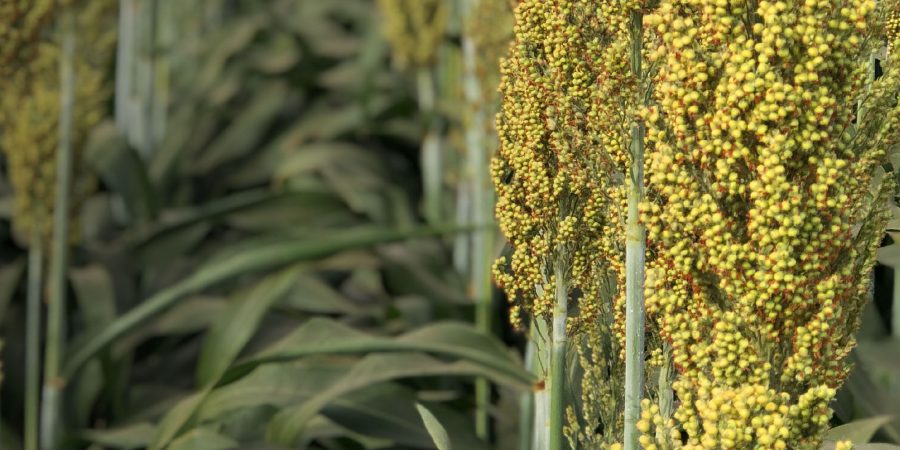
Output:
2,1,900,449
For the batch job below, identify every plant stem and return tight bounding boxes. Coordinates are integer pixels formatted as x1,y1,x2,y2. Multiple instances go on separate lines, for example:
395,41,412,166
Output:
531,318,550,450
458,0,495,439
40,8,75,449
549,263,567,450
519,335,536,450
417,68,443,225
624,8,647,450
25,241,43,450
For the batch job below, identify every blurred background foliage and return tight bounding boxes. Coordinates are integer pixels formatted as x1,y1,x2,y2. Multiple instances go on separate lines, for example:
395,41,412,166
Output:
1,0,900,449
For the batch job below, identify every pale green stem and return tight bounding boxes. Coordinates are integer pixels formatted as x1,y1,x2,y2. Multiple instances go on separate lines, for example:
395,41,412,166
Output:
25,241,43,450
549,264,568,450
459,0,495,439
417,68,443,225
520,335,536,450
532,318,550,450
452,181,471,276
114,0,134,133
624,9,646,450
143,0,159,156
40,8,75,450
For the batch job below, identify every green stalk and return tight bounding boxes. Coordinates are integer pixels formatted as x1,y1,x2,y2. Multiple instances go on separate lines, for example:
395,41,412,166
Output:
459,0,494,439
114,0,134,133
40,8,76,449
623,9,646,450
532,318,550,449
549,262,568,450
519,336,536,450
417,68,443,225
24,241,43,450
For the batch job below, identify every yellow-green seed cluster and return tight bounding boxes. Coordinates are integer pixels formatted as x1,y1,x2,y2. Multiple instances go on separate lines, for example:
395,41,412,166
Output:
494,0,651,446
376,0,447,70
493,0,644,332
637,0,900,448
0,1,117,246
0,0,56,74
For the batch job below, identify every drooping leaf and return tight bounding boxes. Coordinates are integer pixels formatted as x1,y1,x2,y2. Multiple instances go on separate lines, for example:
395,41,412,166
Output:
85,122,160,223
416,403,452,450
265,352,526,444
227,318,532,388
167,427,238,450
825,416,895,443
196,265,304,385
192,82,291,173
65,225,462,380
81,422,157,448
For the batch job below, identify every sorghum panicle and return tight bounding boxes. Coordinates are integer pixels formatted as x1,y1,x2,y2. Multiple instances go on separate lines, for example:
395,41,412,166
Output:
376,0,447,71
0,0,56,74
639,0,900,448
494,0,651,446
0,0,117,246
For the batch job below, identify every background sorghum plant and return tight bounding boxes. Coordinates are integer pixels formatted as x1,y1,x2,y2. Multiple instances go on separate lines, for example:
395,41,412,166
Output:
376,0,447,71
639,0,900,448
0,0,55,74
0,0,116,247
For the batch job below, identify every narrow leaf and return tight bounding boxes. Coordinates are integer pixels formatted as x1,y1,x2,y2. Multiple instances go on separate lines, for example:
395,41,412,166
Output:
196,265,304,385
64,225,461,379
416,403,452,450
825,416,895,443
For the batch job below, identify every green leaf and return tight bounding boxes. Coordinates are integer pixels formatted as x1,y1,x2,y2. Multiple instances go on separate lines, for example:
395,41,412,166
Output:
280,273,373,316
192,82,290,173
265,352,526,444
71,266,117,335
840,351,900,442
416,403,452,450
64,225,460,380
856,341,900,399
825,416,895,443
250,32,301,74
198,360,353,421
122,189,302,254
81,422,157,448
167,427,237,450
197,265,304,385
330,388,488,450
154,318,528,448
228,318,533,388
115,296,227,354
69,266,118,425
85,122,160,223
152,390,211,450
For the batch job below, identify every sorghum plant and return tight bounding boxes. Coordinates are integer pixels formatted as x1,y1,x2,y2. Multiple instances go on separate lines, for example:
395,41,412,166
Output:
377,0,447,72
377,0,448,225
639,0,900,448
1,0,115,248
1,2,115,448
493,1,649,448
